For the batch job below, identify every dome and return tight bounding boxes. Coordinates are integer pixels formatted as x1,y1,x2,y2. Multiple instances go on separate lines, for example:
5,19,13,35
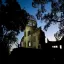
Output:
27,15,37,27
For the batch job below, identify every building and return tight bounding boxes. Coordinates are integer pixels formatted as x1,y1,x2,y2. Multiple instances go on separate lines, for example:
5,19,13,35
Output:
20,15,45,49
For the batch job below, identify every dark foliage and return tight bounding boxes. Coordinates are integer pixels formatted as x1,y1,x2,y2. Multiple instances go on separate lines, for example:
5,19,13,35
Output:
8,47,62,64
0,0,29,32
0,0,30,60
32,0,64,38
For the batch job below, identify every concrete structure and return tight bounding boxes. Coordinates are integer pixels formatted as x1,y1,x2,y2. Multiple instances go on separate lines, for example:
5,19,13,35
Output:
20,16,45,49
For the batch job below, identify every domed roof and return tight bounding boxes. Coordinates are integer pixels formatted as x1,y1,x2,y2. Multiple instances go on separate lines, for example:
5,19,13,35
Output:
27,15,36,21
27,15,37,27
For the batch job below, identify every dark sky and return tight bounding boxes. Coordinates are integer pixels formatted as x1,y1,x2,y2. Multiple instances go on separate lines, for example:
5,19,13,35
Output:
2,0,59,43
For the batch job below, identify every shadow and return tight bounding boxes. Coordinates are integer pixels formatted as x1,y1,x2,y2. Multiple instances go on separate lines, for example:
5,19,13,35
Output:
8,47,61,64
8,47,52,64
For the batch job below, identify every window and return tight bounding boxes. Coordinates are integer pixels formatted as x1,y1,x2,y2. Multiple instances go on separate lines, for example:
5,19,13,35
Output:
28,41,32,47
52,45,58,48
59,45,62,49
28,21,32,26
28,31,31,36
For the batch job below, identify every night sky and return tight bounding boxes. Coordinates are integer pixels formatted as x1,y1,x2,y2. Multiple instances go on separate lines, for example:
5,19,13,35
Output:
2,0,59,44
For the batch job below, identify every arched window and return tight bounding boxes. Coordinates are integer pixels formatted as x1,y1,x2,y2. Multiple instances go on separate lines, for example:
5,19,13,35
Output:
28,41,32,47
28,31,31,36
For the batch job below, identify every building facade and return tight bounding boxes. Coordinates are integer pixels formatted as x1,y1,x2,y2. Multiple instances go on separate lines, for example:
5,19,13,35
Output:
20,16,45,49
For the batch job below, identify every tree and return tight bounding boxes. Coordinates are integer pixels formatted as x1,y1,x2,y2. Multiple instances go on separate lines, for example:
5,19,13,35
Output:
3,31,18,54
0,0,30,57
5,0,29,31
0,0,30,35
32,0,64,39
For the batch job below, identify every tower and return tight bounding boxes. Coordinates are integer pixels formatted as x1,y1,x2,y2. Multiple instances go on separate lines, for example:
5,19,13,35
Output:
20,15,45,49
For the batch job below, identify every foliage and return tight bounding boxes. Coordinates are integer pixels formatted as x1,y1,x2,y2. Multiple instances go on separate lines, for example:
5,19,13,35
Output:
3,31,18,44
32,0,64,39
0,0,30,55
0,0,29,32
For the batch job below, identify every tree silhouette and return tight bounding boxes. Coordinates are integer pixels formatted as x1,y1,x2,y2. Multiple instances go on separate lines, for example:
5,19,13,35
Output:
3,31,18,54
32,0,64,39
5,0,29,31
0,0,30,57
